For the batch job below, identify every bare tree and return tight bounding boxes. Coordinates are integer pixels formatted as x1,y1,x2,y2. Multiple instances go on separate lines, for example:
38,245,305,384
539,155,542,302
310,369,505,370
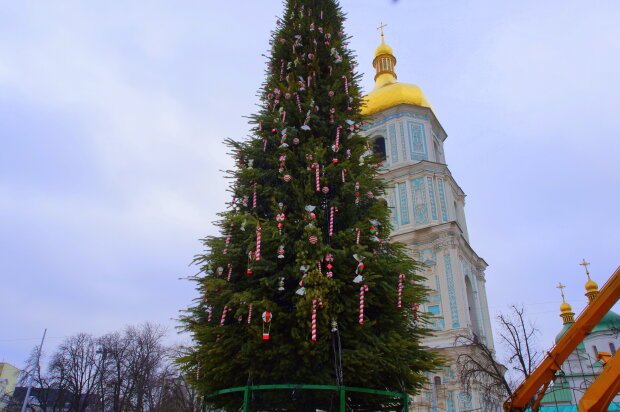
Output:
11,324,201,412
456,305,541,407
48,333,100,412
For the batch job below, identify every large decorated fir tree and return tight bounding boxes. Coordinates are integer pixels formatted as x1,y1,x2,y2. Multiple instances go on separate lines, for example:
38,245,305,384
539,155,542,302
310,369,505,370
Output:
180,0,439,409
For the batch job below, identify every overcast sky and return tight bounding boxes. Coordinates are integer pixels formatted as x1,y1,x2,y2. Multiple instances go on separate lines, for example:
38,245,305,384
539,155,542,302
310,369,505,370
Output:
1,1,619,368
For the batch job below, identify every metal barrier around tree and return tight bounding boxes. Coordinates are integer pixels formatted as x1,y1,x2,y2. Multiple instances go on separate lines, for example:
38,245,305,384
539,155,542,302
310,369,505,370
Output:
203,383,410,412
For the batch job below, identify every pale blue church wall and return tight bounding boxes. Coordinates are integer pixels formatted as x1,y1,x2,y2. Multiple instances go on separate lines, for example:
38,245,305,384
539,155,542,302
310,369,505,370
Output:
443,251,460,328
364,111,432,165
410,177,430,225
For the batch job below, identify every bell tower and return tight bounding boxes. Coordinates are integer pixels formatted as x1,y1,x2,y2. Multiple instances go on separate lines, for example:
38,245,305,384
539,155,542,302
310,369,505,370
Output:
362,30,498,411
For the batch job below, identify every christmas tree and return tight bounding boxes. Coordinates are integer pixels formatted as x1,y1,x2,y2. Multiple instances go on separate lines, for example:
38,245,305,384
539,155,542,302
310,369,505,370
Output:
179,1,439,410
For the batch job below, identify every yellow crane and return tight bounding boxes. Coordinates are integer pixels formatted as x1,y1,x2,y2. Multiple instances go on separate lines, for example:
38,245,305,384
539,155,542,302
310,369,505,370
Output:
504,266,620,412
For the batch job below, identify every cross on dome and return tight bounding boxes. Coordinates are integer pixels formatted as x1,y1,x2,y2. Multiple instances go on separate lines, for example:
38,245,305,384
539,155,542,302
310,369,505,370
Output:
556,282,567,302
579,258,591,278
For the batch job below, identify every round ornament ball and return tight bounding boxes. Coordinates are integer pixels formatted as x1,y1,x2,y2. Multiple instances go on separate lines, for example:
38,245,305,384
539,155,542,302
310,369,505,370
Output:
293,137,300,145
262,311,272,323
308,235,318,244
283,174,292,182
322,186,329,194
246,268,253,276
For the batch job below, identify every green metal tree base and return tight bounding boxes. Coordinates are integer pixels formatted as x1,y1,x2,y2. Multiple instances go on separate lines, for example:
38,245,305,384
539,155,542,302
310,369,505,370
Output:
204,383,409,412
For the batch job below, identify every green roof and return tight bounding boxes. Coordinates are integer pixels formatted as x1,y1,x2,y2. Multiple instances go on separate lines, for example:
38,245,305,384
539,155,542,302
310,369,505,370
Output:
592,310,620,333
555,310,620,343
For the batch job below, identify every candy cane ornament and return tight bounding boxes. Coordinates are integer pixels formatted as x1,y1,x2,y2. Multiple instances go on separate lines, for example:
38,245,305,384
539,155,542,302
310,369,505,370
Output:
329,206,336,237
356,228,361,245
255,225,262,262
359,285,369,325
252,183,257,209
220,306,229,326
341,168,346,183
223,222,233,254
397,273,405,308
247,304,253,324
342,76,349,95
314,163,320,192
354,182,360,205
207,307,213,323
227,264,233,282
311,299,323,341
334,126,341,152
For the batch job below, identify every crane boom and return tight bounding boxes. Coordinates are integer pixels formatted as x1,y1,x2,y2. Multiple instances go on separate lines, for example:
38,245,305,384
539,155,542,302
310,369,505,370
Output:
504,266,620,411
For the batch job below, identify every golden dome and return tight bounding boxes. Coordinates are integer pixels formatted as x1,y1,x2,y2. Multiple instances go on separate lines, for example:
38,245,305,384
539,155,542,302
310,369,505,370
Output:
374,38,393,58
585,278,598,292
362,32,431,116
560,301,572,314
362,82,431,116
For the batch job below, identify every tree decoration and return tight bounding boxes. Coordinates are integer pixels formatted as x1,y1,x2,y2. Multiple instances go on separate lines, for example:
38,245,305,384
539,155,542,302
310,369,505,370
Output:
353,254,364,283
227,264,233,282
255,224,262,262
220,306,229,326
354,182,360,205
329,206,336,237
325,253,334,278
359,285,368,325
397,273,405,308
262,311,272,341
311,298,323,341
247,304,253,324
223,222,233,254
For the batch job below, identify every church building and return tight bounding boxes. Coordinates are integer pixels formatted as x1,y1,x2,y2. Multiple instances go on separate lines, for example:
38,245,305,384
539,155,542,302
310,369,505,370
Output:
361,31,499,411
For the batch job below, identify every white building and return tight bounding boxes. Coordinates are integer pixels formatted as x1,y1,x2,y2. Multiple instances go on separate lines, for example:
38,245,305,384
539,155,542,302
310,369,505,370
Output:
540,274,620,411
361,33,499,412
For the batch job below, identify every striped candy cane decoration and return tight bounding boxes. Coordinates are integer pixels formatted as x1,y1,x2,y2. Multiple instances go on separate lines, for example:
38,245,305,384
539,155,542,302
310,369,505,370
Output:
255,225,262,262
247,304,253,324
356,228,361,245
295,93,302,112
397,273,405,308
252,183,257,209
341,168,346,183
359,285,369,324
227,264,232,282
354,182,360,205
342,76,349,95
220,306,228,326
281,110,286,123
207,308,213,323
223,223,233,254
329,206,335,237
311,299,322,341
314,163,320,192
334,126,341,152
307,75,312,88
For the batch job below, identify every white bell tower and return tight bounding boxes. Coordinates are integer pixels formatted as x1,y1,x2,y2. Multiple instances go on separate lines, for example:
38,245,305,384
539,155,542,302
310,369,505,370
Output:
362,29,499,412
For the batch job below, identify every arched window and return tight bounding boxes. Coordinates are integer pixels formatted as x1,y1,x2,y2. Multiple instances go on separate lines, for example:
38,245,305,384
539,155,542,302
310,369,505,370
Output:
465,276,481,336
372,136,387,161
433,376,442,386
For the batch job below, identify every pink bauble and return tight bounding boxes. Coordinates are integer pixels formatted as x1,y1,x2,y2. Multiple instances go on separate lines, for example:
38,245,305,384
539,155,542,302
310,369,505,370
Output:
308,235,318,244
283,174,292,182
292,137,300,145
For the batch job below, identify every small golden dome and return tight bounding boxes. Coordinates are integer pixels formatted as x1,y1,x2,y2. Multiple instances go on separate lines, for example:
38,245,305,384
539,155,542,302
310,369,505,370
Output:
374,38,393,58
362,82,431,116
560,301,572,314
363,30,431,116
585,278,599,292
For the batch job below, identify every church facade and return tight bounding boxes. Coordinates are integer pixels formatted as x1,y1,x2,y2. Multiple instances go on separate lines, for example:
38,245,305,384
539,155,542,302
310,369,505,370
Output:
362,33,499,412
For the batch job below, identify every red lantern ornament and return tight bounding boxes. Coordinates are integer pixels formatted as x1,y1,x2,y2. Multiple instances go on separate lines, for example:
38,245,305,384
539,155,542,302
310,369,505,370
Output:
262,311,272,340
